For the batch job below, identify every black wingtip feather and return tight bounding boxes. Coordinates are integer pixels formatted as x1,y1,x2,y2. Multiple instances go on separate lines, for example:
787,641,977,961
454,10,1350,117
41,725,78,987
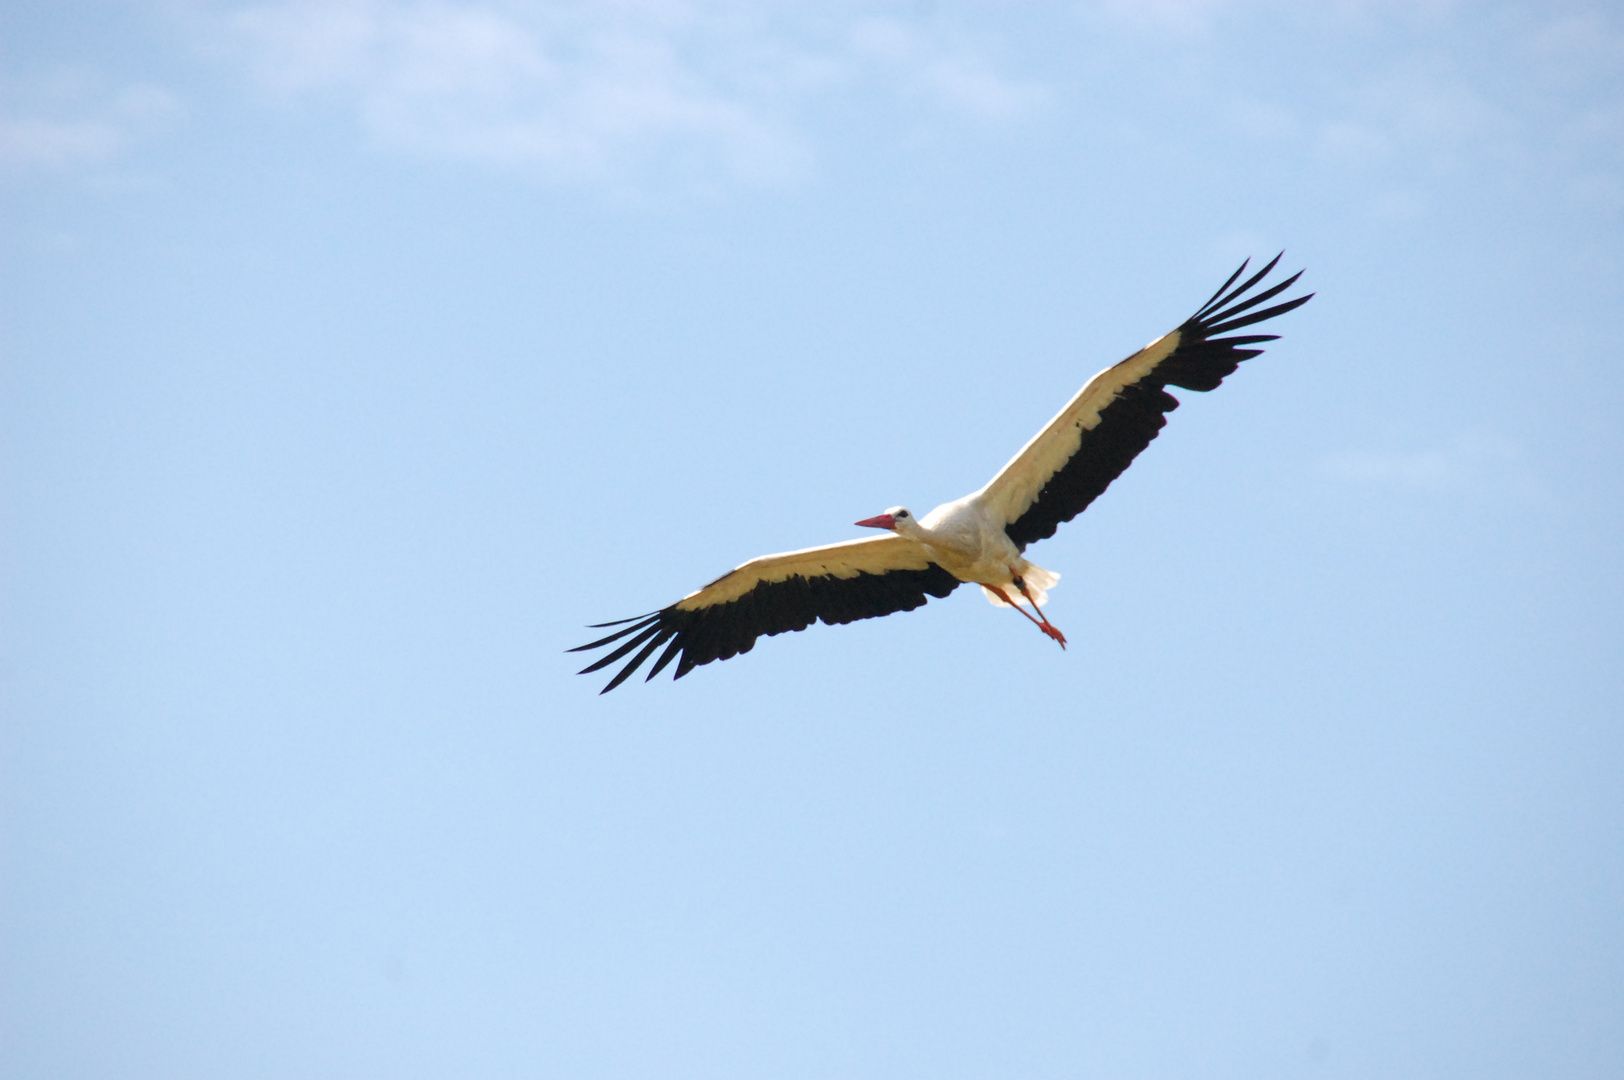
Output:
567,615,661,653
1196,257,1250,314
601,631,674,693
585,613,658,629
576,624,662,674
645,636,684,682
1196,252,1283,321
1204,292,1313,336
1203,270,1303,326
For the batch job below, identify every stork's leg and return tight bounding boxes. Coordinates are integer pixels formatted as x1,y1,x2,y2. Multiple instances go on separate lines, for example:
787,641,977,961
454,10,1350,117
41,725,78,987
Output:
987,585,1068,650
1012,576,1068,649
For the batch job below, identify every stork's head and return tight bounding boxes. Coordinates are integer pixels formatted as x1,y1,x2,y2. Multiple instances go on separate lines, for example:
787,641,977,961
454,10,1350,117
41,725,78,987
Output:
855,506,915,534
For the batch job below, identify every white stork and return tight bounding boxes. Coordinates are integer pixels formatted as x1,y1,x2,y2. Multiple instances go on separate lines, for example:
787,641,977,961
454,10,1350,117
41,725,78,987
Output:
574,255,1311,692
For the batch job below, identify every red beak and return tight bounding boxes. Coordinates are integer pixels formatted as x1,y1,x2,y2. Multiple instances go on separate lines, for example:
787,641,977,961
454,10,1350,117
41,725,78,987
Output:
854,514,897,530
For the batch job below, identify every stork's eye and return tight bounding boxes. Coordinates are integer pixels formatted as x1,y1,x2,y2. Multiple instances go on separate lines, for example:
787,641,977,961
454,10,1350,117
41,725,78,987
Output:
896,510,909,518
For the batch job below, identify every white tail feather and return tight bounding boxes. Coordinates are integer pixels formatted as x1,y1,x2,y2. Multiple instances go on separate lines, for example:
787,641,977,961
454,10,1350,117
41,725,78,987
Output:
981,564,1060,608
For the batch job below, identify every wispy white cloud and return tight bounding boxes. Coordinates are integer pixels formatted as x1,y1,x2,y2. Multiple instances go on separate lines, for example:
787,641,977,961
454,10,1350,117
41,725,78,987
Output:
1315,60,1506,177
847,17,1044,121
0,73,180,172
1133,1,1624,218
1095,0,1233,33
198,0,797,184
1523,8,1624,214
179,0,1045,191
1528,8,1624,83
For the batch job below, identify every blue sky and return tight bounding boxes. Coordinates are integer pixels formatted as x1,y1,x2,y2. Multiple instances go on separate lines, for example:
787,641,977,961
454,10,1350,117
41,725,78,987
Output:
4,2,1622,1077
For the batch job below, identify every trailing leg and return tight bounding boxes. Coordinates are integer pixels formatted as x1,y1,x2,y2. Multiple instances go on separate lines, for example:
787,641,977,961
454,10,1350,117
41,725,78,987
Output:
988,584,1067,649
1013,576,1067,648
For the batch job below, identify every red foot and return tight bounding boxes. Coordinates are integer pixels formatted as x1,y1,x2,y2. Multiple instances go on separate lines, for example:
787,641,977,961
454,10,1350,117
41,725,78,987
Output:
994,583,1069,649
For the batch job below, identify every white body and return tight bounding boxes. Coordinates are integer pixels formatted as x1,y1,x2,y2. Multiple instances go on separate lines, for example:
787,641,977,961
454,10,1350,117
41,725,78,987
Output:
902,496,1060,608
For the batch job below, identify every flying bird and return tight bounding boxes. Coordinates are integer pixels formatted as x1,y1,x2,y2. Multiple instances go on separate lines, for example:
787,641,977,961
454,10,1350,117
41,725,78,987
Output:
574,255,1311,692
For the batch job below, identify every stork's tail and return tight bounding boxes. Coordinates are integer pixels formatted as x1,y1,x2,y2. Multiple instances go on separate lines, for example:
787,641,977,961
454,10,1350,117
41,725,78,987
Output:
982,564,1060,608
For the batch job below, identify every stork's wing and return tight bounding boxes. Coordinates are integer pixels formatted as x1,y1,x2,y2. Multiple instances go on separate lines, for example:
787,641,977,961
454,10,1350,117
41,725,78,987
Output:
980,254,1312,551
571,535,960,693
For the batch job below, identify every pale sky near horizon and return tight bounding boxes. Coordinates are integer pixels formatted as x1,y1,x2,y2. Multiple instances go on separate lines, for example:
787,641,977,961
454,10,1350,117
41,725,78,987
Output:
4,3,1623,1078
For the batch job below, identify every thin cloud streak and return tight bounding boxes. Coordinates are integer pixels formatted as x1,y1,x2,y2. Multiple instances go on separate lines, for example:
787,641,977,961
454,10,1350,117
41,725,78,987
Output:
0,75,180,172
184,0,1048,190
